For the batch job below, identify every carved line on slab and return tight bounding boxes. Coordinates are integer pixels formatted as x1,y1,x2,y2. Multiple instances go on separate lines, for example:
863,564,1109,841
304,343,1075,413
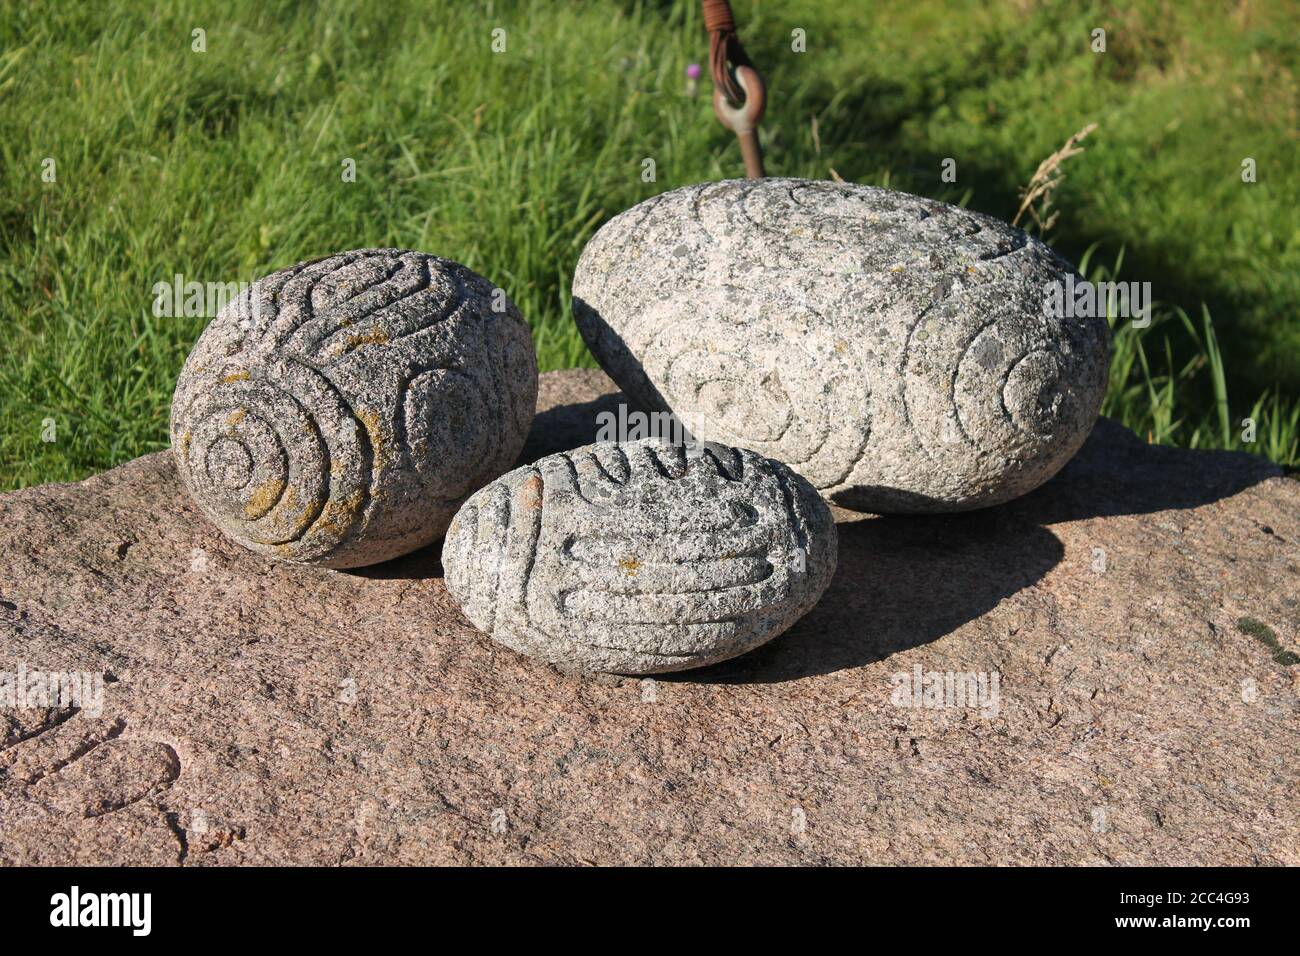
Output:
22,717,126,788
8,715,183,821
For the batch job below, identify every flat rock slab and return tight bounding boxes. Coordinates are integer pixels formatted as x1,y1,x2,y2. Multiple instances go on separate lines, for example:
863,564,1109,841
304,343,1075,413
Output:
2,369,1298,865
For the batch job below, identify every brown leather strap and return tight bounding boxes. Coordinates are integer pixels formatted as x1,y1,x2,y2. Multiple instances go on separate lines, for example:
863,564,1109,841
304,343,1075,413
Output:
704,0,746,105
701,0,736,33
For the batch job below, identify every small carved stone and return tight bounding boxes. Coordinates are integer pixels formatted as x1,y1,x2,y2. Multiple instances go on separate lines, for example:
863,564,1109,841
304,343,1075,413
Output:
171,249,537,568
572,178,1109,512
443,438,837,674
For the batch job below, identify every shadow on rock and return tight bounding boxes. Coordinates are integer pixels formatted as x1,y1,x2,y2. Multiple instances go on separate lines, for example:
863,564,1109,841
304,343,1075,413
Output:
346,544,443,581
516,369,630,466
1002,418,1281,523
679,511,1064,684
829,420,1280,521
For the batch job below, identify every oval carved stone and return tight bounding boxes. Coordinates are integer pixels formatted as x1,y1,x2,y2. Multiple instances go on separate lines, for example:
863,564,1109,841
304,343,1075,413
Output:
171,248,538,568
443,439,838,674
572,178,1110,512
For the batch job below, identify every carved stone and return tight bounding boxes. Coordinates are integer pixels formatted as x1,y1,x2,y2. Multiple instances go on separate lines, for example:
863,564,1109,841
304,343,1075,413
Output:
572,179,1109,512
443,438,837,674
171,249,537,568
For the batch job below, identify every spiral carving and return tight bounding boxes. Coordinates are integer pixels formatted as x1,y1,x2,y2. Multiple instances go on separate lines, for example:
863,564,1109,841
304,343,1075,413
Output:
624,287,870,490
572,178,1109,513
171,249,537,568
693,179,1015,274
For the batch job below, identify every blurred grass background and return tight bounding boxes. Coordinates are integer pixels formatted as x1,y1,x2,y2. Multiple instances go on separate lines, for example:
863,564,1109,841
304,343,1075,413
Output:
0,0,1296,487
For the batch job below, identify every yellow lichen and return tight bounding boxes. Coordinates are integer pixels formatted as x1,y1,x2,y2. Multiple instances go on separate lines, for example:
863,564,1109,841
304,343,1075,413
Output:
343,327,390,351
225,408,247,427
280,486,320,539
618,556,641,575
312,490,365,542
222,370,250,383
356,409,387,468
243,477,285,520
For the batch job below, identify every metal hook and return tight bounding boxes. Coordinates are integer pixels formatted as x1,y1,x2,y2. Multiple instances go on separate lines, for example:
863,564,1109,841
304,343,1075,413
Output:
712,64,766,178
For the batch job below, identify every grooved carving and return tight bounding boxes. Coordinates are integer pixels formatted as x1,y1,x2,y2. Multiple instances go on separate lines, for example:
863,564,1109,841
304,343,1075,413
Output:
443,439,837,674
171,249,538,568
572,179,1109,513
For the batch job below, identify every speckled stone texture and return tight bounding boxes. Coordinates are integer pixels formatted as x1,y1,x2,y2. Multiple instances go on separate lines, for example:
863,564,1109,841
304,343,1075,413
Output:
2,370,1297,865
572,178,1109,513
444,439,837,674
171,248,537,569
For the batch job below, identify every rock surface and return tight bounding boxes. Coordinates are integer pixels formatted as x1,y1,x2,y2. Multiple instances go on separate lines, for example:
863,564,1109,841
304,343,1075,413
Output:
572,178,1109,513
171,248,537,569
444,439,837,674
2,369,1298,865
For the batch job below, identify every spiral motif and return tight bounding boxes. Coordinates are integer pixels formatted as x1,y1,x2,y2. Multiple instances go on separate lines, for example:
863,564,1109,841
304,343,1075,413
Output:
174,357,371,564
171,248,537,568
901,278,1082,459
625,287,870,490
694,179,1016,274
572,178,1109,513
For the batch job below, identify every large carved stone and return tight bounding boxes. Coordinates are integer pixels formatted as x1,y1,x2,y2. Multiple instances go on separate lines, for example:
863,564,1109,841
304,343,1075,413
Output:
443,439,837,674
572,179,1109,513
171,249,537,568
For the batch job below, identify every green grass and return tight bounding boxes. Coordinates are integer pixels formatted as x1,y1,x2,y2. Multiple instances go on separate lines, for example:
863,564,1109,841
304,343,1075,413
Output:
1236,616,1300,666
1095,246,1300,467
1,0,1296,488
